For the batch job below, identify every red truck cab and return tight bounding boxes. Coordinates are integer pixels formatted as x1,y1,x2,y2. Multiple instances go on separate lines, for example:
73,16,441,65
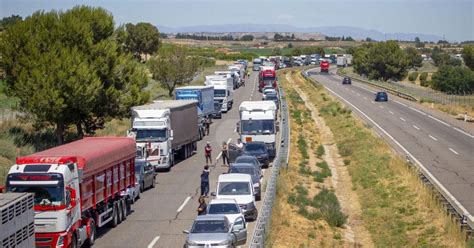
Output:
6,137,136,248
320,60,330,73
259,67,277,92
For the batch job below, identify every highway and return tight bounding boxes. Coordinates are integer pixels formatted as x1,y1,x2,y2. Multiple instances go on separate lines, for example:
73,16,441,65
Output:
307,67,474,222
93,72,271,248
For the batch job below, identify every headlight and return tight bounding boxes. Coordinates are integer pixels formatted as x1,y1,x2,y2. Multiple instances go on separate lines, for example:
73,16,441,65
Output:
186,239,199,246
246,202,255,210
215,239,232,245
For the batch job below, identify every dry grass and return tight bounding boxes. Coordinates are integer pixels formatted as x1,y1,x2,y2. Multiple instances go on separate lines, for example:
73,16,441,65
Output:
287,69,468,247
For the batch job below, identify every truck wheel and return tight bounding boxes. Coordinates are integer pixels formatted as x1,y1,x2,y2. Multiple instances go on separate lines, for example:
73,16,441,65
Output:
71,234,78,248
121,200,127,221
117,202,124,224
109,205,119,228
84,220,96,247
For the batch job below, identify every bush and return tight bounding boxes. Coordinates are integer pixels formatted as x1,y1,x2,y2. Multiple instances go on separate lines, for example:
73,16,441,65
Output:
316,145,325,158
408,72,418,82
419,72,428,81
431,65,474,94
312,188,347,227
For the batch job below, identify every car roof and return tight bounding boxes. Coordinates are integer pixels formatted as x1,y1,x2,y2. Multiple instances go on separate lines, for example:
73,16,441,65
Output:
195,214,229,222
235,155,257,160
230,163,256,169
209,199,239,205
218,173,252,182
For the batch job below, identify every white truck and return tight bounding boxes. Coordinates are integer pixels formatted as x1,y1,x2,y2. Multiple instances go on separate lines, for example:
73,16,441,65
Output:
238,101,277,159
205,75,234,112
130,100,199,171
228,64,245,87
215,70,240,90
337,56,348,67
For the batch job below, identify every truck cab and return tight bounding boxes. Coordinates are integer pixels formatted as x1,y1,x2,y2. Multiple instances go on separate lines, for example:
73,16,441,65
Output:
205,75,234,112
238,101,277,160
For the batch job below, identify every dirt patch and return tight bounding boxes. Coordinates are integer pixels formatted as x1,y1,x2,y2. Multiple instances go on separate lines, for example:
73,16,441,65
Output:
288,73,374,247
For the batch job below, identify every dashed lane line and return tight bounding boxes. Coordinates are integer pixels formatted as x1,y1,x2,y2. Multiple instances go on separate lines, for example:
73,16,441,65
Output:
400,117,406,122
429,135,438,141
413,125,420,130
176,196,191,213
147,236,160,248
449,148,459,155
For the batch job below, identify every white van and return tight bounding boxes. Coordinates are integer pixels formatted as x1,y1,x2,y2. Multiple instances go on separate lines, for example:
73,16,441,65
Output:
213,173,258,221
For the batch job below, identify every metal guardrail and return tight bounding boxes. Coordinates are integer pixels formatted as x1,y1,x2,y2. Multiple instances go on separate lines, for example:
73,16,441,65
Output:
301,67,474,234
250,83,290,247
335,70,418,102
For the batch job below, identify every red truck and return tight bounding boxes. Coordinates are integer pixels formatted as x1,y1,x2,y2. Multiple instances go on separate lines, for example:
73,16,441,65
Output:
258,66,277,92
5,137,136,248
320,60,330,73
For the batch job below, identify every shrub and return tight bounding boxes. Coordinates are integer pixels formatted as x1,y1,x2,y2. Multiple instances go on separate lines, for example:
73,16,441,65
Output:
316,145,325,158
408,72,418,82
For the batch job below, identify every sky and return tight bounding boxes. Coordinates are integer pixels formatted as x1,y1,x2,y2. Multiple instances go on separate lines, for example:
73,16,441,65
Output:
1,0,473,41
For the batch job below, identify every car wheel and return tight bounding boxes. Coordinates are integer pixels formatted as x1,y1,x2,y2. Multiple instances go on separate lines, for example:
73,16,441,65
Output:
140,182,144,193
151,177,156,188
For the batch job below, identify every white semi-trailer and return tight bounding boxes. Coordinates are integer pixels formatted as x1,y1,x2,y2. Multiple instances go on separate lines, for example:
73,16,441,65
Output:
238,101,277,159
130,100,199,171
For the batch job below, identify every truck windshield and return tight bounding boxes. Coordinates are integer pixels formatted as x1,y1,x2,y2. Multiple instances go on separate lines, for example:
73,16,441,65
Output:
7,173,65,206
214,89,226,97
241,120,275,135
136,129,167,142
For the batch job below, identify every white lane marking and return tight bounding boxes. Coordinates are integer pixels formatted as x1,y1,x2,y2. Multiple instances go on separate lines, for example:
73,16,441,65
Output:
363,97,368,100
389,111,394,115
351,90,355,93
409,106,427,116
379,105,384,109
400,117,406,122
177,196,191,213
429,135,438,141
345,88,349,91
147,236,160,248
234,127,237,133
453,127,474,139
449,148,459,155
357,93,361,96
413,125,420,130
394,100,407,107
428,115,451,127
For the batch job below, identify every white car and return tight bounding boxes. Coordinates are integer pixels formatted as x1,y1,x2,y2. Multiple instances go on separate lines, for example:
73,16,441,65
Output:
213,173,258,221
206,199,246,225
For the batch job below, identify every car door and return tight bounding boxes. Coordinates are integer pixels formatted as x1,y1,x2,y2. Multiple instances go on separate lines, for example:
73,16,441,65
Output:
232,217,247,245
145,162,153,188
228,143,242,163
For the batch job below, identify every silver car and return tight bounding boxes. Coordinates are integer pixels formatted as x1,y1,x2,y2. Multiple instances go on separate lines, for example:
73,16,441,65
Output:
183,215,247,248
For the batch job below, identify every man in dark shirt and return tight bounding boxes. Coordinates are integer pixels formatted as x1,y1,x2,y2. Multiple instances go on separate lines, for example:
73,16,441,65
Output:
200,165,210,197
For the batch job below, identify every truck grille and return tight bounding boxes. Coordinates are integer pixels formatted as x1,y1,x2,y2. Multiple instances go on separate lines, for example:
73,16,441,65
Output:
36,237,54,243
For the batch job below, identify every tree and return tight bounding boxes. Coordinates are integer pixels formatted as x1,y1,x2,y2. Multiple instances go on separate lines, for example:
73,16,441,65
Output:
124,22,161,60
287,43,294,48
405,47,423,68
148,45,200,97
0,15,22,31
274,33,283,41
415,36,425,48
431,48,461,67
365,37,374,42
462,45,474,70
0,6,149,144
431,65,474,94
240,35,254,41
291,47,302,56
291,33,295,40
272,47,282,56
352,41,410,81
302,46,325,57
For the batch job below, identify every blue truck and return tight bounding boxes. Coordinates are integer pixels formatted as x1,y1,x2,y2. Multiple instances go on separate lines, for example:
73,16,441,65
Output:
175,85,215,118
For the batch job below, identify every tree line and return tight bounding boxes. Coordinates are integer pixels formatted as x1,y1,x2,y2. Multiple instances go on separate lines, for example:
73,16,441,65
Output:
0,6,206,145
352,41,474,94
175,33,254,41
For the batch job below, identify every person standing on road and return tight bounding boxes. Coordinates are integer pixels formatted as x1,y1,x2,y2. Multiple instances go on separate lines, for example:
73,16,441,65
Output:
204,116,211,136
197,196,207,216
205,142,212,166
236,138,244,150
200,165,210,197
221,141,229,166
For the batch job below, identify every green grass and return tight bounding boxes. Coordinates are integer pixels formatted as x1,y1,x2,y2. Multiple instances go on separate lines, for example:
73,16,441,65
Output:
315,144,325,158
313,161,332,183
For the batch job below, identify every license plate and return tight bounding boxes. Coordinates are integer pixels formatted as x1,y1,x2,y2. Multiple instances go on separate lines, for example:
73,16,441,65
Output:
245,137,252,142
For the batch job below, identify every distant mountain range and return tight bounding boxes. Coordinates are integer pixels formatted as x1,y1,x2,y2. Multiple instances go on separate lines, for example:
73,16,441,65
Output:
158,24,444,42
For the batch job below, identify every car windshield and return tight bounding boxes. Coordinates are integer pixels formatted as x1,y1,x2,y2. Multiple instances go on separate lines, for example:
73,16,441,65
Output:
230,167,255,175
241,120,274,135
135,162,144,173
266,95,278,100
191,220,228,233
208,203,240,214
244,143,266,153
136,129,167,142
377,92,386,97
218,182,251,195
214,89,226,97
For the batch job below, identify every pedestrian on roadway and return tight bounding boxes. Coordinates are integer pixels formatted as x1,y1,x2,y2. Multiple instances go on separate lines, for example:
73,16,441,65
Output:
200,165,210,197
236,138,244,150
205,142,212,166
221,141,229,166
197,196,207,216
204,116,211,136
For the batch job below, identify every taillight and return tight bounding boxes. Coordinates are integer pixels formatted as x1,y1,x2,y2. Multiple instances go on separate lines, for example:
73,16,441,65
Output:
273,81,277,88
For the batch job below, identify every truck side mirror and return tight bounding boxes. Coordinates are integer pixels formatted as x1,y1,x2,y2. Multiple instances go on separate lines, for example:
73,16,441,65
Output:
169,130,174,141
66,186,77,208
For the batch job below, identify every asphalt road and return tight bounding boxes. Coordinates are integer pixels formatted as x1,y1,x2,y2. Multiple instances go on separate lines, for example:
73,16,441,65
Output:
93,71,271,248
308,67,474,220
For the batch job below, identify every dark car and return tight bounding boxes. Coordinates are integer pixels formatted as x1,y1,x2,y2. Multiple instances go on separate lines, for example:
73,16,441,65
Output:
375,91,388,102
264,93,279,109
242,142,270,168
135,160,156,192
342,76,351,85
234,155,262,171
228,163,262,201
212,101,223,119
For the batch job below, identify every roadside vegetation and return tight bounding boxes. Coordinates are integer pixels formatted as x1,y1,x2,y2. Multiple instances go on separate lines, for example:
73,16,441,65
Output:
270,69,468,247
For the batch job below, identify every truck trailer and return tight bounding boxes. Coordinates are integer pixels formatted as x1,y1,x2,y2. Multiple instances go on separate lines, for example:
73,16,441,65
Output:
337,56,348,67
130,100,199,170
6,137,136,248
205,75,234,112
1,193,35,248
175,85,215,118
